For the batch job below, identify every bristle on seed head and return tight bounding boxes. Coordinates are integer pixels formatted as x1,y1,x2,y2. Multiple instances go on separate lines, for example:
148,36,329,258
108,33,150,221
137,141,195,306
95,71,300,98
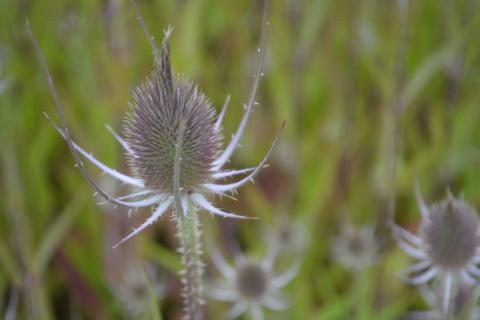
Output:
123,35,221,194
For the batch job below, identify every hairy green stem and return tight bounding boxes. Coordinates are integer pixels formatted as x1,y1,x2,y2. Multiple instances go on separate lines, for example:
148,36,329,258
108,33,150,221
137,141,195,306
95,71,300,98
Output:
176,210,204,320
173,119,204,320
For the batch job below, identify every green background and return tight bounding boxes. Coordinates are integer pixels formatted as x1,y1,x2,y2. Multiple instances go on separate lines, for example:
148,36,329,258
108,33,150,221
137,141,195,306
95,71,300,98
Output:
1,0,480,319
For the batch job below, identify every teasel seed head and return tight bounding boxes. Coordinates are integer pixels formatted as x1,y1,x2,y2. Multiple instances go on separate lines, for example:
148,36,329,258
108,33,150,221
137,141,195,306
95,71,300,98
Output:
124,64,221,194
235,262,270,300
209,243,300,319
394,181,480,315
265,215,308,256
331,222,380,271
423,192,479,270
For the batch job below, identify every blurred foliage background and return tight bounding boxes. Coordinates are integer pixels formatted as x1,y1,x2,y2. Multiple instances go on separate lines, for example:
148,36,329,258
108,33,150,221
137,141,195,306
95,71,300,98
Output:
1,0,480,319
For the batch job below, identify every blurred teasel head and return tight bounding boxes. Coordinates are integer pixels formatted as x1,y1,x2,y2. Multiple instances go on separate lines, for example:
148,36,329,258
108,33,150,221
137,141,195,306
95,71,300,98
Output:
423,191,479,271
331,222,380,271
394,181,480,315
265,215,308,256
208,244,300,319
113,263,167,317
28,0,283,247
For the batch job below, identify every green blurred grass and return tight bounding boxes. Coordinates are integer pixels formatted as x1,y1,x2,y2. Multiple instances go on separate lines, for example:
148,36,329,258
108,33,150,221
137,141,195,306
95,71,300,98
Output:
1,0,480,319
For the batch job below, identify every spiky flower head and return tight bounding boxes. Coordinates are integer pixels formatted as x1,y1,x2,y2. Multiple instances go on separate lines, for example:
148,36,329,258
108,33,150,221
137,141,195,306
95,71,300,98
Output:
124,62,220,193
235,262,270,300
331,222,380,271
113,263,167,317
394,182,480,315
208,245,300,319
264,215,308,256
423,192,479,270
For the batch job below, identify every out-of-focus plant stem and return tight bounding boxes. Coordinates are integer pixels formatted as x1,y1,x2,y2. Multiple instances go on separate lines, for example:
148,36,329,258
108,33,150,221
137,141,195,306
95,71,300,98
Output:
2,143,52,320
176,210,204,320
383,0,408,228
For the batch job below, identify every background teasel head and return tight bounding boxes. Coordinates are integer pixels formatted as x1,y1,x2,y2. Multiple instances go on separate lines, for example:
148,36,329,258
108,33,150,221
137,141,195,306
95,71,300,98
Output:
394,182,480,315
208,243,300,320
264,214,308,256
331,222,380,271
422,191,479,271
112,262,167,318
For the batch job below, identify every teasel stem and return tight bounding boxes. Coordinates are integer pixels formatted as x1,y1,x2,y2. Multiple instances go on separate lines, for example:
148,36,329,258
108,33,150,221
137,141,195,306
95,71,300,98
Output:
176,207,205,320
385,0,408,230
173,119,205,320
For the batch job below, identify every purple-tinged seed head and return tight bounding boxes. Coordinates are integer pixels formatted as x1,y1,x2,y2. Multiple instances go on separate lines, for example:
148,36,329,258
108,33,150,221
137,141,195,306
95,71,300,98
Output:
235,262,269,300
331,223,379,270
423,192,479,271
123,43,221,194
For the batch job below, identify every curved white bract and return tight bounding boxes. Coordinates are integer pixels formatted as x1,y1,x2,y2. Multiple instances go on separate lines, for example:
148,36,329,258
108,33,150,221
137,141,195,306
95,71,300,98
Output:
113,197,173,248
105,124,136,156
190,193,253,220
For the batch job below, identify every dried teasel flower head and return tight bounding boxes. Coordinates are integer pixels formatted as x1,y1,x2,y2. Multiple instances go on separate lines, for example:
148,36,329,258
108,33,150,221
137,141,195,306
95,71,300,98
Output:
208,244,300,319
235,262,270,300
124,40,221,193
264,215,308,256
113,263,167,317
331,222,380,271
394,181,480,315
423,190,479,271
